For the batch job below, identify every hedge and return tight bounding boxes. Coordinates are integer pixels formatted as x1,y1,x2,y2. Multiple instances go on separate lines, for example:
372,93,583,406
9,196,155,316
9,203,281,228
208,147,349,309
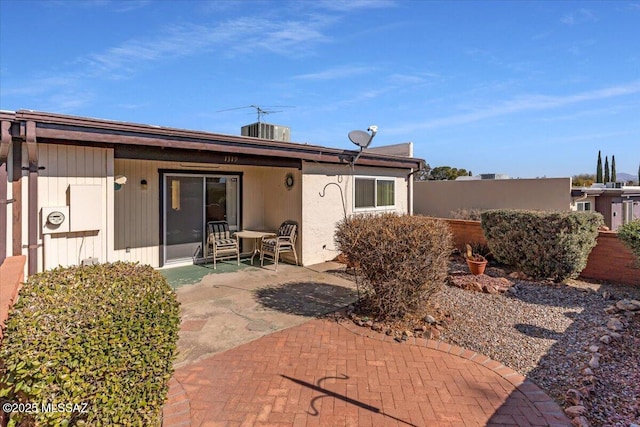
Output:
618,219,640,262
0,262,180,426
335,213,452,319
480,210,603,281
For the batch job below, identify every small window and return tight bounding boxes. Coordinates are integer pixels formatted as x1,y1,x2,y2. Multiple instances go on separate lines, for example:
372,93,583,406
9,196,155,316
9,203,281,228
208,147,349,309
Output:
576,201,591,211
355,177,395,209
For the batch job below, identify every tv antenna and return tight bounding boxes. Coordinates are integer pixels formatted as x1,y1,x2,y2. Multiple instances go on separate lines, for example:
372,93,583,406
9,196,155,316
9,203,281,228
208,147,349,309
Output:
216,104,294,124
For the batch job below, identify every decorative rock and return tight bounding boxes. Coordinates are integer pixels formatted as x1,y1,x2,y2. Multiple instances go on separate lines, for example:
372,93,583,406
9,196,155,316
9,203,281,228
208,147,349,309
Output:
565,405,587,417
604,305,618,314
588,354,600,369
607,318,625,332
385,329,393,336
571,415,590,427
402,330,413,338
429,327,441,339
581,367,594,376
616,299,640,311
508,271,529,280
424,314,436,324
364,320,373,328
372,323,383,332
588,345,600,353
599,335,611,344
608,331,622,340
483,284,499,294
565,389,584,406
578,386,593,398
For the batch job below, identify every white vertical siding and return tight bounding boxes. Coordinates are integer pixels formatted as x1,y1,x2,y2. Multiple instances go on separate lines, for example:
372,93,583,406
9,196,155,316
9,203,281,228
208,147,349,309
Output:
112,160,296,267
36,144,113,272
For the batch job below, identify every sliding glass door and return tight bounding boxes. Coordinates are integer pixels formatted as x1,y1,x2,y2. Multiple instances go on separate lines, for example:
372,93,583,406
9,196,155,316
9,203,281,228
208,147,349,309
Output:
163,173,240,264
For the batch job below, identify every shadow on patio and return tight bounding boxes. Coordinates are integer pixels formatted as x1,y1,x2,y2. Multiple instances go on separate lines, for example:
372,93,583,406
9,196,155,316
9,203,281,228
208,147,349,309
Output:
254,281,358,317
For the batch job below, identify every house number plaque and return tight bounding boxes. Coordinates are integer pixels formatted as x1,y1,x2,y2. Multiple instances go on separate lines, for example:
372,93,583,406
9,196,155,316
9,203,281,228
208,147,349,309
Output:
223,155,238,163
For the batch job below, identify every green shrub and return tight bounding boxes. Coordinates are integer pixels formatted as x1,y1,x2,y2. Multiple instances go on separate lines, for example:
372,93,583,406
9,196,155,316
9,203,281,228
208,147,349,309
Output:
335,213,452,319
0,262,180,426
481,210,603,281
618,219,640,261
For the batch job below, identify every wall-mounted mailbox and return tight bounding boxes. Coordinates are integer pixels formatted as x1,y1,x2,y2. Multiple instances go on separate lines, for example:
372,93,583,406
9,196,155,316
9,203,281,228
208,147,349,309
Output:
42,206,70,234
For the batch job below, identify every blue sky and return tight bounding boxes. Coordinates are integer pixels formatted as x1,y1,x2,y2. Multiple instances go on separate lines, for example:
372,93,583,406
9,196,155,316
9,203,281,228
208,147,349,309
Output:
1,0,639,178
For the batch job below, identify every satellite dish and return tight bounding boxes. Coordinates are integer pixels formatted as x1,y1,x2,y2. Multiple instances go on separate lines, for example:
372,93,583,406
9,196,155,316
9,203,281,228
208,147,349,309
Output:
349,130,373,149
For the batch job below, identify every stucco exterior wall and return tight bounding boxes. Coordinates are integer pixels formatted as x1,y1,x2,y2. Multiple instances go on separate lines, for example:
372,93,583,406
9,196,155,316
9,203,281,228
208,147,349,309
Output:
261,168,302,264
570,195,598,211
301,162,410,266
414,178,572,218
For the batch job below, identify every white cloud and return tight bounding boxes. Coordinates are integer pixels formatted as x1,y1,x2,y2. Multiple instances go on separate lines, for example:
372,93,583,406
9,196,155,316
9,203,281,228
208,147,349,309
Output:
561,9,597,26
294,65,375,80
313,0,396,12
386,81,640,134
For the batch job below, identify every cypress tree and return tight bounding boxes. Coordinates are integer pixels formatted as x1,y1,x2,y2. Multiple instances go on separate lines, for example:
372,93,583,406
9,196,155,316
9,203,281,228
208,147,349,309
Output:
596,151,603,183
611,155,617,183
604,156,610,183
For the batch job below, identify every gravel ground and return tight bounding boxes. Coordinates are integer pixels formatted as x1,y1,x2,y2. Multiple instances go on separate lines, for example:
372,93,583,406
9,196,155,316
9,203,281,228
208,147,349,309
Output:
332,261,640,426
436,266,640,427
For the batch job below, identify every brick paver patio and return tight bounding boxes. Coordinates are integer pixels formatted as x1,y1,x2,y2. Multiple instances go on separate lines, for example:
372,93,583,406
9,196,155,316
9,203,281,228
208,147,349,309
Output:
163,317,570,427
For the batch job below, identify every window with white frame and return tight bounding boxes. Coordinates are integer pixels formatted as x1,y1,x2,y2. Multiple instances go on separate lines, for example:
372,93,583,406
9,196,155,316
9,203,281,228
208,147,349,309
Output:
354,177,395,209
576,201,591,211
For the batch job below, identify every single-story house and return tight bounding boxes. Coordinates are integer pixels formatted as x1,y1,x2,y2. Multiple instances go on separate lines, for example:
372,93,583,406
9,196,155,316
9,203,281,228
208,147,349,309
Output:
571,183,640,230
0,110,424,276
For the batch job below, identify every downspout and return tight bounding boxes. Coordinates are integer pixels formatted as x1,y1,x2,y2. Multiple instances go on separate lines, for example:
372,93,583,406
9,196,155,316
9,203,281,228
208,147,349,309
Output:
406,160,426,216
24,121,40,275
0,120,11,264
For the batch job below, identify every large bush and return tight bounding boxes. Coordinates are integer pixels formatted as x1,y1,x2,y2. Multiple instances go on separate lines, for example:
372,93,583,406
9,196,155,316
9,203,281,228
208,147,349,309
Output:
618,219,640,262
0,262,180,426
335,213,452,319
481,210,603,281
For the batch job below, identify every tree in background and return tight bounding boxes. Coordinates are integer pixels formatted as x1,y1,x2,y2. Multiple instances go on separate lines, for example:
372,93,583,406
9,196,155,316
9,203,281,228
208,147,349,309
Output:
572,174,595,187
596,151,603,183
611,155,617,183
429,166,470,180
604,156,610,183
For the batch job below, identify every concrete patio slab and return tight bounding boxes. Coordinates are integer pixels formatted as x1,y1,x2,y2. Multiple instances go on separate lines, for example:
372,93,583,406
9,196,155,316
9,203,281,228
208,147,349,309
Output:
174,262,358,368
162,262,570,426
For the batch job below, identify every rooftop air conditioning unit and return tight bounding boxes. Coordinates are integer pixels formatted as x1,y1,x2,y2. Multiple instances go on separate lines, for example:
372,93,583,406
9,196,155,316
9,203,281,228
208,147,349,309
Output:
241,122,290,142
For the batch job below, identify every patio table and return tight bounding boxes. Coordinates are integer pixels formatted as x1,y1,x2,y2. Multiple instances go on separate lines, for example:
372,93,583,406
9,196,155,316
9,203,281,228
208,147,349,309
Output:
235,230,276,265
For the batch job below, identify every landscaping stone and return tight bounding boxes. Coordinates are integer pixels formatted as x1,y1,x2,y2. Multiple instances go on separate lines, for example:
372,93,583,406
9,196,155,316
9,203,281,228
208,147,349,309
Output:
606,318,625,332
565,405,587,417
616,299,640,311
589,354,600,369
571,415,590,427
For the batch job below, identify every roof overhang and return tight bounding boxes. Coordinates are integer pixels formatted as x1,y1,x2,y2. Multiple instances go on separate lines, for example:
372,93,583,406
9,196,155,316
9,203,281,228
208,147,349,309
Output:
3,110,424,170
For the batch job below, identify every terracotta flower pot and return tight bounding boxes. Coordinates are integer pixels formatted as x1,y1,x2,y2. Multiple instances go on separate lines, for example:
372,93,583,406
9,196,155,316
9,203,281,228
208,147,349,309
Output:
467,258,488,275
